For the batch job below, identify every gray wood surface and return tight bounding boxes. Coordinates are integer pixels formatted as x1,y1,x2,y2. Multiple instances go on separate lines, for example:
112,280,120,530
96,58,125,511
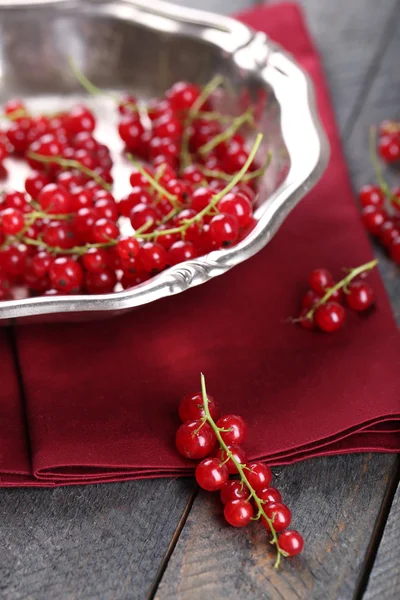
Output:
364,480,400,600
0,1,399,599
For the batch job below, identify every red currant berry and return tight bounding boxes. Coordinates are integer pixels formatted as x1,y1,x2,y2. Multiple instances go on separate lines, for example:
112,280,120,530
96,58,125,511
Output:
191,187,213,212
216,445,248,475
220,480,249,505
82,248,109,273
84,268,117,294
139,242,167,273
175,420,216,460
118,115,144,150
43,221,77,249
358,185,385,208
209,213,239,247
154,225,180,250
92,218,119,243
68,105,96,134
379,220,400,247
178,392,219,423
167,81,201,112
182,164,204,186
346,280,374,311
217,192,253,228
3,191,30,212
258,486,282,505
246,462,272,491
32,251,53,277
129,167,152,189
131,204,160,232
309,268,334,294
25,171,51,199
262,502,291,532
0,244,29,275
301,289,322,309
216,415,247,445
224,499,254,528
167,240,197,265
153,114,182,140
221,143,249,174
73,207,97,240
378,134,400,163
94,198,118,222
278,530,304,556
315,301,345,332
38,184,72,214
362,205,387,235
0,208,25,235
195,458,228,491
49,257,83,292
116,236,140,260
118,94,137,115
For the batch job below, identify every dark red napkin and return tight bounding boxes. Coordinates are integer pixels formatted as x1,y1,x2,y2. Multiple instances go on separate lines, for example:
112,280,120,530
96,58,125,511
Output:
1,3,399,486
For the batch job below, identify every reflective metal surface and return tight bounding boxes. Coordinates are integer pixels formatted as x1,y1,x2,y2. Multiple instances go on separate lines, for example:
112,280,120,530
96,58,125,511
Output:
0,0,329,323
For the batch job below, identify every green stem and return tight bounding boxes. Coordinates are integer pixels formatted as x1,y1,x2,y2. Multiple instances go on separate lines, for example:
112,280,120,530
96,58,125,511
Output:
200,373,283,569
126,155,178,203
27,152,112,191
198,108,254,156
197,111,239,123
306,259,378,320
0,108,30,121
68,56,119,101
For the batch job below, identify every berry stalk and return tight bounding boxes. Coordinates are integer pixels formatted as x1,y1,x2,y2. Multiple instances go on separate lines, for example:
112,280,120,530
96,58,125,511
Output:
305,259,378,320
200,373,285,568
27,151,112,191
198,108,254,155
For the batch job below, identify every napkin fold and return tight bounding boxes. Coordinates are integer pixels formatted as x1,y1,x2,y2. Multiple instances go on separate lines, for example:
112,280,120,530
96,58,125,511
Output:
1,2,399,486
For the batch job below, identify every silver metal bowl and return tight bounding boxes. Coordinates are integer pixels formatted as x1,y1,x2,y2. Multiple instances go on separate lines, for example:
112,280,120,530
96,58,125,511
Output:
0,0,329,324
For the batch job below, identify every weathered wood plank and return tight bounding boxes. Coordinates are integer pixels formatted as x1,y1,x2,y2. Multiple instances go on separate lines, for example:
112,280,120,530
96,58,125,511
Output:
155,455,398,600
0,479,195,600
364,479,400,600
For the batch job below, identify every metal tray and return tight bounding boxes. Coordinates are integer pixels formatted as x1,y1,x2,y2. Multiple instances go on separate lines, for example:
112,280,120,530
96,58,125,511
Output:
0,0,329,324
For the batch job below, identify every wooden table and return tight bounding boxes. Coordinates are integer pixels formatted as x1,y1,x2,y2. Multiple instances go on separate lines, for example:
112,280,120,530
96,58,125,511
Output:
1,1,399,598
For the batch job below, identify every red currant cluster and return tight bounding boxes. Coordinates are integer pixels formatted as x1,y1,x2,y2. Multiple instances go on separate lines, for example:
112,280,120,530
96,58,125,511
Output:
0,71,267,300
359,122,400,265
175,375,304,567
298,261,376,332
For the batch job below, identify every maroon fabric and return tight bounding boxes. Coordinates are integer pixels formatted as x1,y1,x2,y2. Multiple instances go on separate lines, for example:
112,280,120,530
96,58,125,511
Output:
1,3,399,486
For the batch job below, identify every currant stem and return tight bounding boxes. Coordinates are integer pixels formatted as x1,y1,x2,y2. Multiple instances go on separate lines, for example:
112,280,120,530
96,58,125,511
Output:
198,108,254,156
305,259,378,320
199,373,283,569
126,155,178,203
27,151,112,191
68,56,119,102
369,126,399,208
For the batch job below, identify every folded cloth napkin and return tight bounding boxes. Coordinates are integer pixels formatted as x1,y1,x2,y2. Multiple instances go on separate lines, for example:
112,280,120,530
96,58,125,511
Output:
1,2,399,486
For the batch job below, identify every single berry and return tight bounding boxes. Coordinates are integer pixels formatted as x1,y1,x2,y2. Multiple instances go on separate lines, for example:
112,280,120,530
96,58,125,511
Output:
178,392,219,423
195,458,228,491
258,487,282,505
278,530,304,556
216,445,248,474
224,499,254,527
49,257,83,292
220,480,249,505
362,205,387,235
216,414,247,445
358,185,385,208
209,213,239,247
346,280,374,311
262,502,291,532
168,241,197,265
309,268,334,294
246,462,272,491
315,301,345,332
0,208,25,235
378,134,400,163
175,420,216,460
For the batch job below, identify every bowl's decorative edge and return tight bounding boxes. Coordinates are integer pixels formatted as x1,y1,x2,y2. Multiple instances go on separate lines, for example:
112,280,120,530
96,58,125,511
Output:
0,0,329,320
